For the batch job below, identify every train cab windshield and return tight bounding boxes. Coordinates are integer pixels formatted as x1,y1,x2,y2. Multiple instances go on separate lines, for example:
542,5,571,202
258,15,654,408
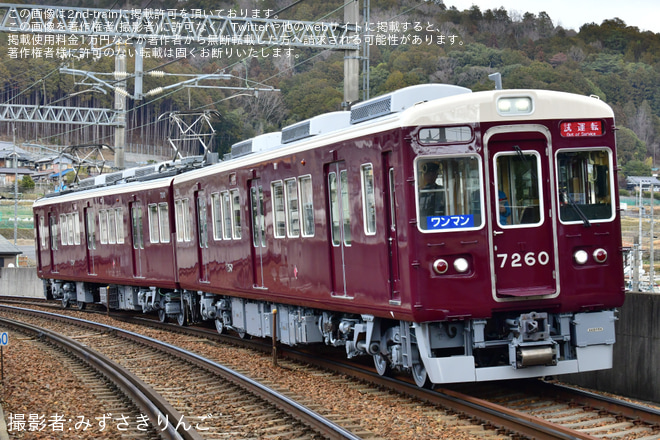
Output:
557,149,614,223
416,156,482,231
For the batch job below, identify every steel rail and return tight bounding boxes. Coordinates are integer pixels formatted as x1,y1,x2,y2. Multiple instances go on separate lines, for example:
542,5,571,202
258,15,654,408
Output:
0,305,362,440
0,316,194,440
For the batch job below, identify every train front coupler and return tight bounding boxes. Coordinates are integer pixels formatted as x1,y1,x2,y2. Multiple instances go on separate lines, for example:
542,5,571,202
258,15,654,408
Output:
506,312,559,368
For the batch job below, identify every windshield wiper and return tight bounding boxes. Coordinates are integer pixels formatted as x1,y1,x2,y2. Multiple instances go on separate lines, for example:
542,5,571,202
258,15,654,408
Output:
562,190,591,227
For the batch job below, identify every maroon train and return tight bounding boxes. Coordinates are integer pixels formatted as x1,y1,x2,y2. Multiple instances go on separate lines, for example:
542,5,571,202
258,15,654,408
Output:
34,84,625,386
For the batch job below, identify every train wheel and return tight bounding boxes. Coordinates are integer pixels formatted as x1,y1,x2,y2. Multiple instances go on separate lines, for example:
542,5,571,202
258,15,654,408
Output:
61,298,69,309
373,353,391,376
215,318,225,334
176,311,187,327
158,309,166,323
411,362,432,389
76,301,86,311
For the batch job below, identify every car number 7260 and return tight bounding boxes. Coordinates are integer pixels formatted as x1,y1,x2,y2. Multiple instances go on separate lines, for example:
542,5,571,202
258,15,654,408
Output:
496,251,550,268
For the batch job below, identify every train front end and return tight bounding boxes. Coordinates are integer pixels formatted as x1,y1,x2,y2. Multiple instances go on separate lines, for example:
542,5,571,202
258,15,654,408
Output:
404,89,625,383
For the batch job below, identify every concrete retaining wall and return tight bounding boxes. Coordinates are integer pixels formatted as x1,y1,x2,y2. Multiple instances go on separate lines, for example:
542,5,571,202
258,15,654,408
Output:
0,267,43,298
0,270,656,403
565,292,660,404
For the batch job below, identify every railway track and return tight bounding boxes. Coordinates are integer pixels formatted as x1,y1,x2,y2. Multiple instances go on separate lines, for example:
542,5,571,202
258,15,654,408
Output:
0,318,162,439
3,301,660,439
0,306,360,439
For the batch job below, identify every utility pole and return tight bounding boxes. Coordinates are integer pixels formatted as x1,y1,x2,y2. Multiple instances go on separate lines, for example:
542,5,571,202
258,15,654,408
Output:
343,0,360,107
651,184,655,291
114,42,127,169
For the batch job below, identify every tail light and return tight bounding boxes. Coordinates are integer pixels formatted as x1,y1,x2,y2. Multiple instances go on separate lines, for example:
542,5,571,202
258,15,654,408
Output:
593,248,608,263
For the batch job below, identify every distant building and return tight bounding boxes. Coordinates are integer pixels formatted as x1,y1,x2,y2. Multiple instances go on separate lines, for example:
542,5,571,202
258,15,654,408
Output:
626,176,660,191
0,142,35,189
0,235,22,267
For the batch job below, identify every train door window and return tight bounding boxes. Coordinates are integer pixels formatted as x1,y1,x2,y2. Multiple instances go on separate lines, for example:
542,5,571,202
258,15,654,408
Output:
361,164,377,235
285,178,300,237
495,152,542,227
416,155,483,232
107,209,117,244
299,175,315,237
250,185,265,247
99,210,109,244
39,216,47,249
211,192,223,240
329,170,351,246
85,210,95,250
60,214,68,246
50,215,58,250
131,203,144,250
158,202,170,243
231,189,242,239
557,149,613,223
221,191,232,239
271,181,286,238
115,209,124,244
197,193,208,248
73,212,81,245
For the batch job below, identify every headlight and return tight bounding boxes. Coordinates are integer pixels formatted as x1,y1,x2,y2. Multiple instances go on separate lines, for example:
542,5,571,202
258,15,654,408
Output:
574,250,588,265
496,96,533,116
454,258,469,273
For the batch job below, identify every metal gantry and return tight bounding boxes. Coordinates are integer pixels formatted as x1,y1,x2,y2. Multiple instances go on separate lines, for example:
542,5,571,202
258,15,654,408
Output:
0,2,361,168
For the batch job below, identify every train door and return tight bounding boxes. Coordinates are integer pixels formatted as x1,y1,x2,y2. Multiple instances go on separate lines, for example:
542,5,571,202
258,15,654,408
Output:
195,189,210,283
48,212,58,273
129,201,144,278
249,179,266,288
83,207,97,276
486,130,558,298
383,153,401,303
35,214,44,270
327,161,352,297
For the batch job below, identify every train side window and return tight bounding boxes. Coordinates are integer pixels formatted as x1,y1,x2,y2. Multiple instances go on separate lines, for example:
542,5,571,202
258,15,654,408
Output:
107,209,117,244
158,202,170,243
221,191,232,239
73,212,81,245
285,178,300,238
231,189,242,239
148,204,159,243
272,181,286,238
299,176,315,237
361,164,377,235
115,209,124,244
66,213,74,245
60,214,68,246
99,210,109,244
211,192,223,241
175,200,184,242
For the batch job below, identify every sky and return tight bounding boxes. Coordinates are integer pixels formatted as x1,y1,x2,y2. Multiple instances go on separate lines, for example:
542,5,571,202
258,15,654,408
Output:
445,0,660,34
